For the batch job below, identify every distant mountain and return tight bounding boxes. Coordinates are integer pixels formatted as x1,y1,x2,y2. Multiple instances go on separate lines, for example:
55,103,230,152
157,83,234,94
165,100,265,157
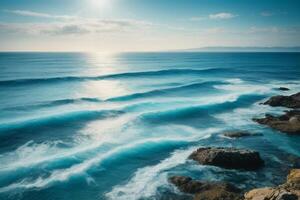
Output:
179,46,300,52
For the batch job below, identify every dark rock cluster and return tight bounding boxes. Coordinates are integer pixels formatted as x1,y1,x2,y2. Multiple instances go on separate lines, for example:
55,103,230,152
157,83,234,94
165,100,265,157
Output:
168,91,300,199
263,92,300,109
253,110,300,134
188,147,264,170
169,176,242,200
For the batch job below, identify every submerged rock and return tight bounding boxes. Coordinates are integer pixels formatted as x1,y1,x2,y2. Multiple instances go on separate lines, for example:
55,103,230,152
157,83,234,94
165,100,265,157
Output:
253,110,300,134
263,92,300,108
169,176,203,194
169,176,242,200
278,87,290,91
188,147,264,170
223,131,263,138
244,169,300,200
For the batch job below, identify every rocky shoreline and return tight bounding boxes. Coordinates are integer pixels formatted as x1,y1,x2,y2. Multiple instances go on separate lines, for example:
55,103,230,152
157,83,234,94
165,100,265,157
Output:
168,91,300,199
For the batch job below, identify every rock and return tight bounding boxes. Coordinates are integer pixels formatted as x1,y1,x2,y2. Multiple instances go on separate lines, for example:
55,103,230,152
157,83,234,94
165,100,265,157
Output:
193,184,242,200
169,176,242,200
223,131,263,138
263,92,300,108
244,187,275,200
169,176,203,194
278,87,290,91
253,110,300,134
188,147,264,170
244,169,300,200
287,169,300,184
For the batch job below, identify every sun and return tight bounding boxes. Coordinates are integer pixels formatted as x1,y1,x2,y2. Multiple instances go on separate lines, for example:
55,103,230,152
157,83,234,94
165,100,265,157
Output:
88,0,110,9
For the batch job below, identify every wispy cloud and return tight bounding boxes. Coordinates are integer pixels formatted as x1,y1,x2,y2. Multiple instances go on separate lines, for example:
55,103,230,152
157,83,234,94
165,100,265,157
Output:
4,9,77,20
190,12,237,21
248,26,279,33
1,10,153,36
189,16,206,21
209,12,237,20
203,27,227,34
260,11,274,17
0,19,152,36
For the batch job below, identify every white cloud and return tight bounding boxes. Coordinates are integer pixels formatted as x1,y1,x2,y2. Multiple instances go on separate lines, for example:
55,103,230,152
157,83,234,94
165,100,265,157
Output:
190,12,237,22
209,12,237,20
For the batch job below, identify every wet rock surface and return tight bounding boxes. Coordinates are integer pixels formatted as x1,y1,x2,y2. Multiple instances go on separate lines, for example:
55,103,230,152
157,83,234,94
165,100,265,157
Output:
188,147,264,170
253,110,300,134
263,92,300,108
244,169,300,200
223,131,263,138
169,176,242,200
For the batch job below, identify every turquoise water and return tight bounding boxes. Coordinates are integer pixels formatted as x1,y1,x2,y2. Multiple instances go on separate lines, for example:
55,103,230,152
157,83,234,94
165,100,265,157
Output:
0,52,300,200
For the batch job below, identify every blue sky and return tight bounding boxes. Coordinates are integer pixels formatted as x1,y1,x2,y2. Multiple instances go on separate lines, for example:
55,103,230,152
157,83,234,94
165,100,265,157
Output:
0,0,299,52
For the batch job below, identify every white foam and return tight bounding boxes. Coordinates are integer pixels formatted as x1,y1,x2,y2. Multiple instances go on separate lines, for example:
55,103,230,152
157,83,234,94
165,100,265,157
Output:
225,78,244,84
0,127,217,193
106,147,196,200
215,103,287,127
215,84,270,95
0,114,136,173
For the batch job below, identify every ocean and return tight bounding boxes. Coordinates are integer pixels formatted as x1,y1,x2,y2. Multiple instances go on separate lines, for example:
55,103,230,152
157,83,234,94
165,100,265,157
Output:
0,52,299,200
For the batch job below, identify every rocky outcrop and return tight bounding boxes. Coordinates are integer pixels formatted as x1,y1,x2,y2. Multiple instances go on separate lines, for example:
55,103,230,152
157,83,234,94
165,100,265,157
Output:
244,169,300,200
263,92,300,108
169,176,242,200
253,110,300,134
188,147,264,170
223,131,263,138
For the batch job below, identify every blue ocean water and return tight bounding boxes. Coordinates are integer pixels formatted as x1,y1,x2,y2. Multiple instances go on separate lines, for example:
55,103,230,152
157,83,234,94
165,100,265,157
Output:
0,52,299,200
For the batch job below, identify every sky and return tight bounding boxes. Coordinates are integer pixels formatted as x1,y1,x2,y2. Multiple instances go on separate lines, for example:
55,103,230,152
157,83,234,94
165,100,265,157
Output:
0,0,299,52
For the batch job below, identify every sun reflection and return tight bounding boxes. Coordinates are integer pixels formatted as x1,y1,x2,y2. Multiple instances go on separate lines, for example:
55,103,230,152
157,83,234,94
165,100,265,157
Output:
83,52,126,76
80,80,130,100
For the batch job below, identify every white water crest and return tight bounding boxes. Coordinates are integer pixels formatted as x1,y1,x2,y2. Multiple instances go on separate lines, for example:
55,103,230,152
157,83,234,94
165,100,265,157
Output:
106,147,197,200
0,127,216,193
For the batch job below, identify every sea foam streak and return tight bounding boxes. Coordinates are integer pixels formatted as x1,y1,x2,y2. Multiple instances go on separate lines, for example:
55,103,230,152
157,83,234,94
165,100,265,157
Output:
106,147,196,200
0,127,217,193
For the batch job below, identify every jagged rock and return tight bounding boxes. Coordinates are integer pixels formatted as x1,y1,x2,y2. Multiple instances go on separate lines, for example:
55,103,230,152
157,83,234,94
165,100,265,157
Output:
188,147,264,170
223,131,263,138
244,169,300,200
169,176,242,200
253,110,300,134
263,92,300,108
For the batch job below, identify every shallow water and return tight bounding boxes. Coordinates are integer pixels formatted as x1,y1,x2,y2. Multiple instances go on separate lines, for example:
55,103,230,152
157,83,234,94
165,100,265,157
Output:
0,52,300,200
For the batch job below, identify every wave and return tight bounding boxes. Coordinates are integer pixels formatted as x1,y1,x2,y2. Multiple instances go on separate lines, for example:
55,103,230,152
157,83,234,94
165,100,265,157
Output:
0,109,123,134
0,139,191,193
3,97,102,111
140,94,266,124
106,81,224,102
0,68,236,87
0,126,217,193
106,147,196,200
